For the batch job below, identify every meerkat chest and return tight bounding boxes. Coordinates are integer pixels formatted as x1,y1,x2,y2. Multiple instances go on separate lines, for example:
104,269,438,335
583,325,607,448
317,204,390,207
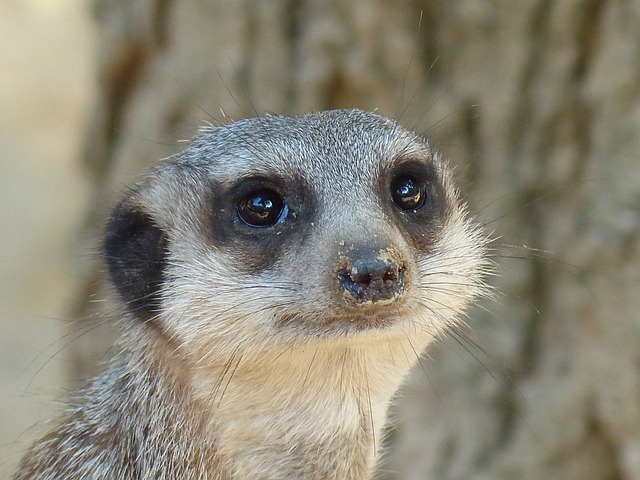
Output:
191,348,400,480
217,406,374,479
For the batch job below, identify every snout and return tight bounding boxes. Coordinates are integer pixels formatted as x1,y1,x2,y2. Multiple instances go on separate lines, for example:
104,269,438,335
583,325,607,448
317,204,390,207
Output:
336,247,408,306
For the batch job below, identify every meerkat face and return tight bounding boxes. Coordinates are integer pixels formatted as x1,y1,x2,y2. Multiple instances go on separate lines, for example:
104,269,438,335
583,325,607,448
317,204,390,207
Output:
104,109,485,360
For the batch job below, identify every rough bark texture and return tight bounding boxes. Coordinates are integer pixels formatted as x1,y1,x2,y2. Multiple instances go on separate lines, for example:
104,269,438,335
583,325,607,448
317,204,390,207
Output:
72,1,640,478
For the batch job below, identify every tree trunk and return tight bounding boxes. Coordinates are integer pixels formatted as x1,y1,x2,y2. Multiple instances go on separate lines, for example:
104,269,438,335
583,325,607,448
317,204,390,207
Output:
73,1,640,478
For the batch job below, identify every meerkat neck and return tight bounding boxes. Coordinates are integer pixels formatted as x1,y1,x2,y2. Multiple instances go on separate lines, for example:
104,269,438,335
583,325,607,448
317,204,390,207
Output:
185,335,421,479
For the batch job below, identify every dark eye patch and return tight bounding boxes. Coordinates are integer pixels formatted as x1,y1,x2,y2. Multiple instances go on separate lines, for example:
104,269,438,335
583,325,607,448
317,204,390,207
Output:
384,158,449,251
204,174,316,273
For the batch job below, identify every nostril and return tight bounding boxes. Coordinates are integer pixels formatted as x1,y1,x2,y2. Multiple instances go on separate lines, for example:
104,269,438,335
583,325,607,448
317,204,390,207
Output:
383,268,400,283
357,273,372,289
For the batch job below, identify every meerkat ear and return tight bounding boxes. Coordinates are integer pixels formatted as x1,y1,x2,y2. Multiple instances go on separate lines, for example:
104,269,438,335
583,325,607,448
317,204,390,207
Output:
103,199,168,321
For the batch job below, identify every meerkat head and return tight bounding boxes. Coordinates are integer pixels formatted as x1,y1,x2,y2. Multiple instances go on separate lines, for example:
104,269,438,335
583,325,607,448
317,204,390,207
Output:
104,109,486,363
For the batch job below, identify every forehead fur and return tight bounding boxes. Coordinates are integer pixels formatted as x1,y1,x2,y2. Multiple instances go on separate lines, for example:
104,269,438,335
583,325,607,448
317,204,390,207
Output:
175,109,432,189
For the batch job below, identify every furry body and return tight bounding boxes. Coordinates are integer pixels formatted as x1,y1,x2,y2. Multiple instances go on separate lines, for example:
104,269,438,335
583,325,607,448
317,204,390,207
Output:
15,110,486,479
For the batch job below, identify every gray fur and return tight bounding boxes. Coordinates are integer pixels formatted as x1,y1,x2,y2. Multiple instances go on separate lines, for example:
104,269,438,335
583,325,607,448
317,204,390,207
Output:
15,110,488,479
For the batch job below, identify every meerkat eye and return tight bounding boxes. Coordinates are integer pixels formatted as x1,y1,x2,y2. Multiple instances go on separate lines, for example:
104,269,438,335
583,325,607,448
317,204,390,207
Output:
391,174,427,211
237,188,287,227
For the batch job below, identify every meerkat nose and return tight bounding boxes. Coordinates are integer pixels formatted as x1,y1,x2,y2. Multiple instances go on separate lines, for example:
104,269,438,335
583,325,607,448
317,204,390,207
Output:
337,247,407,306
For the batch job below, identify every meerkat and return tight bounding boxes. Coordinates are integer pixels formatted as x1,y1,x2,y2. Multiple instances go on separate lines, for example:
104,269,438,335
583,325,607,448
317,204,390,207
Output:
14,109,487,479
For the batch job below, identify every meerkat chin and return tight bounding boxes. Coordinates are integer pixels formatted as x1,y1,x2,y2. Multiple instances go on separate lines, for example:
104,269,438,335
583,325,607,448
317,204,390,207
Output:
15,109,487,480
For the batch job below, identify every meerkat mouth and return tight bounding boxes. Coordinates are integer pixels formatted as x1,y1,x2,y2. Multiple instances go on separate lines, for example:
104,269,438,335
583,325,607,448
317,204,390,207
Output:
274,307,410,339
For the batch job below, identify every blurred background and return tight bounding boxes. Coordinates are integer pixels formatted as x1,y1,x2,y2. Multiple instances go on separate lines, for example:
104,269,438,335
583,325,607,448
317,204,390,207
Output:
2,1,640,479
0,0,93,476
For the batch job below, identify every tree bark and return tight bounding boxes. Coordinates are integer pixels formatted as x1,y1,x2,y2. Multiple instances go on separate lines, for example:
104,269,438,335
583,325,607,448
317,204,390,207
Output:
73,1,640,478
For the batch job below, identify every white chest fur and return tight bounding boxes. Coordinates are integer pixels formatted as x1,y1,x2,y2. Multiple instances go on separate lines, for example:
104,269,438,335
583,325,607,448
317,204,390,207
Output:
191,333,429,479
